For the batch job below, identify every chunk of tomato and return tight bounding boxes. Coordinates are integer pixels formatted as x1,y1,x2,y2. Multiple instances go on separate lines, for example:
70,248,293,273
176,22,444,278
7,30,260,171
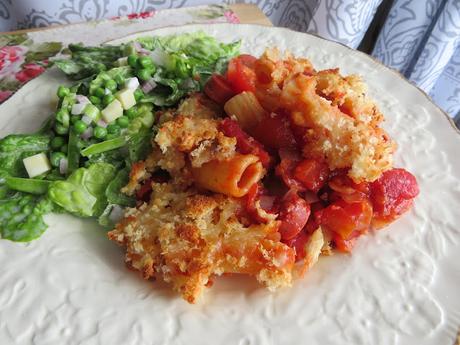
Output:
293,159,330,192
226,54,257,94
370,168,419,227
204,74,236,104
250,113,297,149
278,191,311,240
370,168,419,215
283,231,310,261
219,118,271,168
316,199,372,239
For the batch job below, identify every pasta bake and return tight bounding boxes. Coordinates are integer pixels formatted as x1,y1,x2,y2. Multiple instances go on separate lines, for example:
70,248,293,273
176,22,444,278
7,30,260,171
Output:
109,49,419,303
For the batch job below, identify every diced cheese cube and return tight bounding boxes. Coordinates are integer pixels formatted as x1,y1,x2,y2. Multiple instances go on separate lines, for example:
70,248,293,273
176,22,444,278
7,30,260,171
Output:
23,153,51,178
101,99,123,123
115,88,136,110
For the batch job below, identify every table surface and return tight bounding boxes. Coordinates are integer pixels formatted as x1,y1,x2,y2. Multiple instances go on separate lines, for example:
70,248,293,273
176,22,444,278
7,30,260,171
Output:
1,4,272,35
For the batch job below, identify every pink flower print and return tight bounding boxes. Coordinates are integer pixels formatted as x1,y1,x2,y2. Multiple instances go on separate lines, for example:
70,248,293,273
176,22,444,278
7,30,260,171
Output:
0,45,28,79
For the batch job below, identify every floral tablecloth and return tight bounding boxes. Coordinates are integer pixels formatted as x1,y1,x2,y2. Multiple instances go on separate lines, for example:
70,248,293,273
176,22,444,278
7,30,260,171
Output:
0,4,240,104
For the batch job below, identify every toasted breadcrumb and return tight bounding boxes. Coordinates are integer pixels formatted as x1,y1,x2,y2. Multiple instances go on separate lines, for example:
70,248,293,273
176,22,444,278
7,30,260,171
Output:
109,184,294,303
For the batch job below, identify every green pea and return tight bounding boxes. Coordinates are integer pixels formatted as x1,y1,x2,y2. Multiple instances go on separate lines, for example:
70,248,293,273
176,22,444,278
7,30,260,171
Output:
70,85,79,93
138,56,153,69
128,54,138,68
134,89,144,101
70,115,80,124
107,124,121,135
93,87,106,98
60,144,68,153
116,116,129,128
50,152,66,168
89,95,101,105
105,79,118,92
51,136,65,150
55,123,68,135
94,126,107,139
137,68,151,81
73,120,87,134
57,86,70,99
114,74,125,85
103,94,116,106
125,107,138,119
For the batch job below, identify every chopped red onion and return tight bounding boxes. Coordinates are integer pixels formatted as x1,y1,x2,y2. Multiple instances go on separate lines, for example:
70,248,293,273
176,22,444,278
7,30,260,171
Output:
138,48,151,56
141,79,157,94
125,77,140,90
109,205,124,223
149,48,168,66
59,158,68,175
81,115,92,125
132,41,142,52
75,95,90,104
71,103,86,115
81,127,93,140
96,119,107,128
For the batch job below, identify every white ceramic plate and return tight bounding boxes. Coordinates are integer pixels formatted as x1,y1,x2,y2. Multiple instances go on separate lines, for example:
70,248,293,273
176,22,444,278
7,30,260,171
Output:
1,24,459,345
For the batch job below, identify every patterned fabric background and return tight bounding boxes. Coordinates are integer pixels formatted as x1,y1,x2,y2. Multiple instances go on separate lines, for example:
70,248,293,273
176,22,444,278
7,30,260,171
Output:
1,0,459,121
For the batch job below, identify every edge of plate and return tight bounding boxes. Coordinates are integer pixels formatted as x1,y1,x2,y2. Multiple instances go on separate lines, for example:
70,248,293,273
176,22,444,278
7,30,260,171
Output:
106,22,460,137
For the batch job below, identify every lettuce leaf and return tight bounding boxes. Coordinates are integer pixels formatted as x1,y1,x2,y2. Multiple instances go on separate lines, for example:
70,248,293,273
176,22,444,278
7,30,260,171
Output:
48,163,116,217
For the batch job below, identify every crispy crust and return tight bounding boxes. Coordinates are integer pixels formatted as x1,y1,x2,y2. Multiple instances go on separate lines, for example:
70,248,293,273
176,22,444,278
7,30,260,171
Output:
108,184,294,303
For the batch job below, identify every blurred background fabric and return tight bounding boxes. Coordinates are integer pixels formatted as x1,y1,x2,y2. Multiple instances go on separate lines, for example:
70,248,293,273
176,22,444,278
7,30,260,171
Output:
1,0,459,120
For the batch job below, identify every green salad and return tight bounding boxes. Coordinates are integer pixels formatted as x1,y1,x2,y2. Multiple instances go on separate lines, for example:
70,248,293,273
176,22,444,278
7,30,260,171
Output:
0,32,240,242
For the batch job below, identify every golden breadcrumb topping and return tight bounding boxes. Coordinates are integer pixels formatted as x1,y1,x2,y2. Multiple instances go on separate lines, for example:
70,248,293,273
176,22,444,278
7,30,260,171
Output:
255,48,395,182
109,184,294,303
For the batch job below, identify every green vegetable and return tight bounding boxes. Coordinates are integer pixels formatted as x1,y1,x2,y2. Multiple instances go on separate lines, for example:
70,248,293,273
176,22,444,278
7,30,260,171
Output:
56,109,70,128
89,95,101,105
54,43,124,80
5,177,51,194
116,116,129,128
66,130,80,174
48,162,116,217
128,54,138,68
51,136,65,150
103,94,115,106
55,123,69,135
57,86,70,99
93,87,106,98
83,104,100,122
133,89,144,101
80,136,126,157
74,120,87,134
107,124,121,135
127,127,153,163
0,134,50,176
138,56,154,69
137,68,151,81
125,107,138,119
106,168,135,207
60,144,68,153
94,126,108,139
105,79,117,92
50,152,66,167
0,193,55,242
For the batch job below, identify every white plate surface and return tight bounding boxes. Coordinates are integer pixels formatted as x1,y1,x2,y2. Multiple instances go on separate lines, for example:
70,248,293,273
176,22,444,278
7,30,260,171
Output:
1,24,460,345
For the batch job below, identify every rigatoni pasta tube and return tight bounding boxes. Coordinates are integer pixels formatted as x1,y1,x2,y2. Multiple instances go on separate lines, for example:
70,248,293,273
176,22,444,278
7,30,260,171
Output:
192,153,264,198
224,91,266,130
